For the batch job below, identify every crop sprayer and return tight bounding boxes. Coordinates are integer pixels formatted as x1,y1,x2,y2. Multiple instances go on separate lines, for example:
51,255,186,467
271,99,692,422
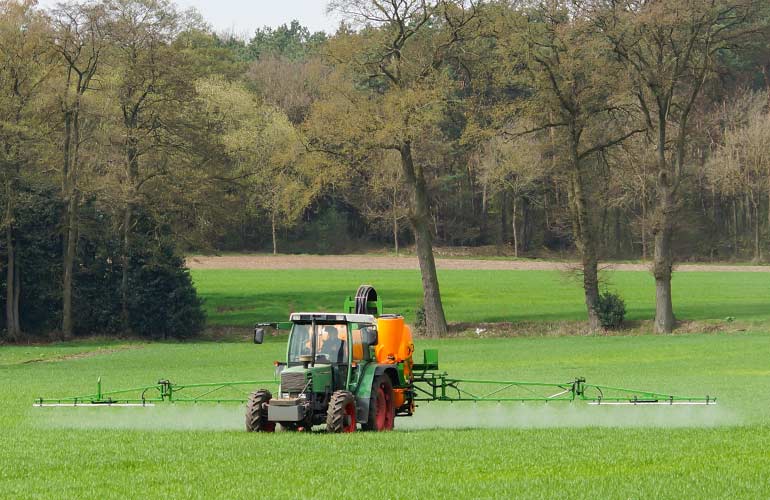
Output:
34,286,716,432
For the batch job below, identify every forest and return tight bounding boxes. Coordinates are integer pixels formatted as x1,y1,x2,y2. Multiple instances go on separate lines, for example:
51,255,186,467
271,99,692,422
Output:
1,0,769,340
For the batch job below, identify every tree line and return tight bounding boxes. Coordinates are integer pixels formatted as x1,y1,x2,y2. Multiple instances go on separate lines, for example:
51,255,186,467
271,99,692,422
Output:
1,0,769,340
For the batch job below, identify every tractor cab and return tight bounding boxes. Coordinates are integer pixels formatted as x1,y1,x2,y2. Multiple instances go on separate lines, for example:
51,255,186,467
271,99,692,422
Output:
284,313,378,368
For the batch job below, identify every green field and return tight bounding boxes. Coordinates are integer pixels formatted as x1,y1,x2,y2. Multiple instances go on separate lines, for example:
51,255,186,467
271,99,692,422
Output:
192,268,770,327
2,268,770,498
2,332,769,498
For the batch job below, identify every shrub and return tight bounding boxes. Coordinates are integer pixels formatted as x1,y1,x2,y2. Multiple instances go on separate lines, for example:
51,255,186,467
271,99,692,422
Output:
0,184,63,335
1,194,206,340
127,242,205,339
596,290,626,329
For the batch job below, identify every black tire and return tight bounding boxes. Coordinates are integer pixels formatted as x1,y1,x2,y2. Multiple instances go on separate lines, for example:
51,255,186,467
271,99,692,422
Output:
245,389,275,432
363,375,395,431
326,390,357,433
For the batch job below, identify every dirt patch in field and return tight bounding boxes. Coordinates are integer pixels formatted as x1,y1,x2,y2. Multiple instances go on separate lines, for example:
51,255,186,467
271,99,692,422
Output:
21,344,144,364
187,254,770,272
442,319,746,338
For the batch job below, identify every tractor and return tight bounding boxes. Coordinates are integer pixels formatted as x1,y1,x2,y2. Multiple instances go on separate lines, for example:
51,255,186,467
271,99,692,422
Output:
247,285,418,433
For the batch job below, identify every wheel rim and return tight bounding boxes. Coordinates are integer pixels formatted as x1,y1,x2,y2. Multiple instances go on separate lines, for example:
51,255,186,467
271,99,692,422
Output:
383,387,394,430
343,402,356,432
260,400,275,432
375,384,395,431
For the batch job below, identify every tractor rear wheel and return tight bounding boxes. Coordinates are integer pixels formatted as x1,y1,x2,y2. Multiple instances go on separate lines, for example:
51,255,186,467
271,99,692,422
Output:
363,375,395,431
245,389,275,432
326,390,357,433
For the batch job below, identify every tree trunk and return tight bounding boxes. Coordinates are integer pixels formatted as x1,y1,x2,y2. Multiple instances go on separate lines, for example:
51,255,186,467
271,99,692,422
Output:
392,186,399,256
62,191,78,339
271,210,277,255
121,136,139,333
5,222,21,340
62,99,82,339
767,175,770,250
566,129,600,331
653,185,676,333
12,251,20,336
498,190,508,254
581,245,601,331
480,181,488,243
511,197,518,258
614,208,622,257
121,203,132,331
392,214,399,256
400,142,447,337
754,200,761,262
652,99,677,334
733,198,739,257
641,188,647,261
570,175,601,331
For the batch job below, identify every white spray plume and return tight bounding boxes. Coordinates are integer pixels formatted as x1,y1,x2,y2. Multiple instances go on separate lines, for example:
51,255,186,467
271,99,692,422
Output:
397,402,738,430
33,402,737,432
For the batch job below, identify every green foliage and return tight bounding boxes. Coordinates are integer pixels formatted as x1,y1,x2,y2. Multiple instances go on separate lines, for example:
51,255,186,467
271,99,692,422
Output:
73,205,206,339
72,201,123,334
596,290,626,329
0,196,205,338
127,235,205,339
0,184,63,333
247,20,327,60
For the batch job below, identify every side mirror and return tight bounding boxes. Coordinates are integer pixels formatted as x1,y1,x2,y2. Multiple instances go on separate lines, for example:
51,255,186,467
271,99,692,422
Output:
363,328,378,346
254,327,265,344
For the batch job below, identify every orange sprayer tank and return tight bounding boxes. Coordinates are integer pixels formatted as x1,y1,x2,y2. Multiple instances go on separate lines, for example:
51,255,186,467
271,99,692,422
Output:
375,315,415,379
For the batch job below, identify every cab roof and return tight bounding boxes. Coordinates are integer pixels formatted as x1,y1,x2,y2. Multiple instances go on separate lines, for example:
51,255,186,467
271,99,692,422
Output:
289,312,376,324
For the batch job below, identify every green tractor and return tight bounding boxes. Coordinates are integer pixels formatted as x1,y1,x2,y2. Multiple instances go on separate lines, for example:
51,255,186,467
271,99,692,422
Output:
247,286,415,433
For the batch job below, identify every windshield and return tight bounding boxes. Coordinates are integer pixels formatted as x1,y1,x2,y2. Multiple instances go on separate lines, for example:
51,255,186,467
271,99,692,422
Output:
288,323,348,364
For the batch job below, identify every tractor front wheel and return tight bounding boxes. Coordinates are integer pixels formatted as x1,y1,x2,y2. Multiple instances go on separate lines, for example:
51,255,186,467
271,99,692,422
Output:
363,375,395,431
245,389,275,432
326,390,357,433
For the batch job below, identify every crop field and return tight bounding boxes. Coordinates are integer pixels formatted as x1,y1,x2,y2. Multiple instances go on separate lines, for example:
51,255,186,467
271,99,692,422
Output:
192,268,770,326
2,267,770,498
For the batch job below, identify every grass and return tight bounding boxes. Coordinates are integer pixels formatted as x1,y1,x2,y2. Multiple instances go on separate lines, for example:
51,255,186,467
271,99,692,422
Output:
2,331,770,498
191,268,770,327
3,268,770,498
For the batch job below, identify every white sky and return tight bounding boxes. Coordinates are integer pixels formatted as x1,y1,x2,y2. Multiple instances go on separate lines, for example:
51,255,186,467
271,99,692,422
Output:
174,0,340,36
38,0,341,37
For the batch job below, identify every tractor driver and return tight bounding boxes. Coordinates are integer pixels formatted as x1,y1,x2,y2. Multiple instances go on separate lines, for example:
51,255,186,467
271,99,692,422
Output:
318,325,347,363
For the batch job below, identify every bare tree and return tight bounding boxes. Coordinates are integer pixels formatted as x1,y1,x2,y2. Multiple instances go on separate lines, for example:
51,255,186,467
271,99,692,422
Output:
595,0,763,332
706,92,770,262
477,136,543,257
502,1,643,329
359,150,410,255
